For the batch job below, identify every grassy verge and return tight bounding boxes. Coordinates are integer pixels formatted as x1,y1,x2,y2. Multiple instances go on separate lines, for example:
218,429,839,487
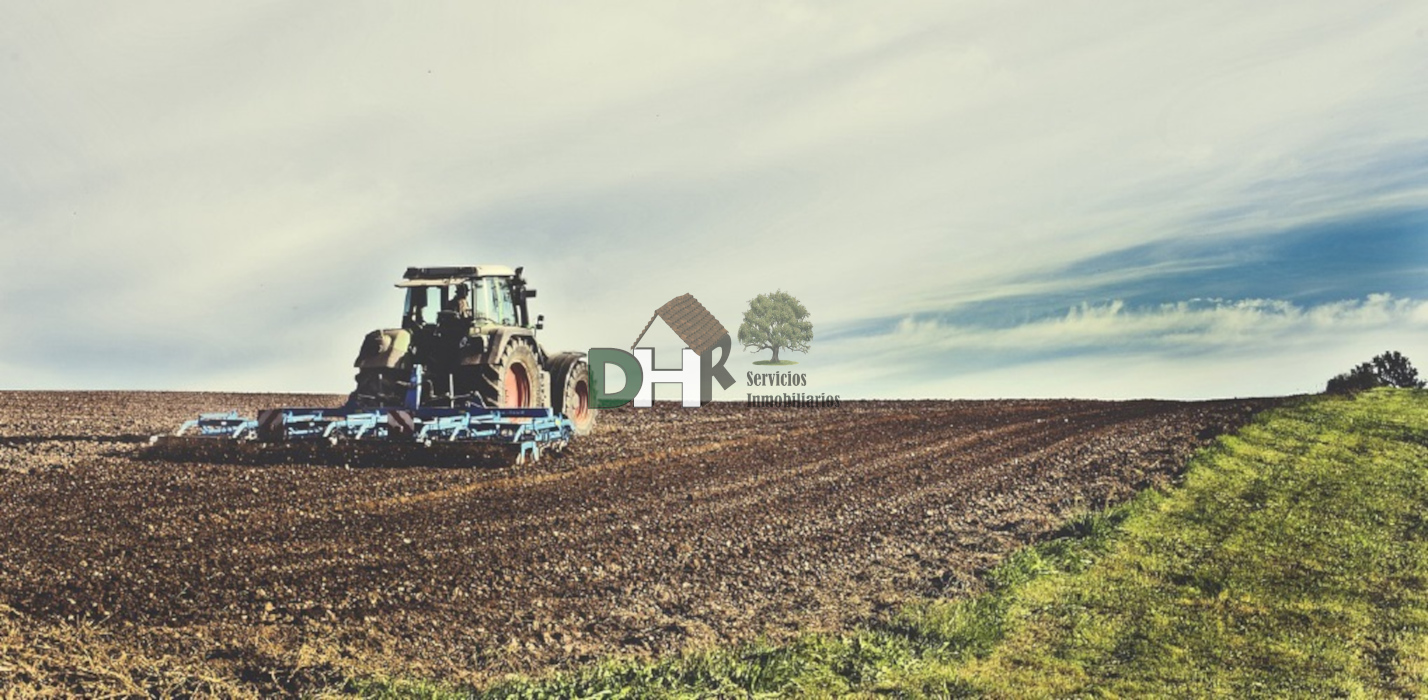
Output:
352,389,1428,697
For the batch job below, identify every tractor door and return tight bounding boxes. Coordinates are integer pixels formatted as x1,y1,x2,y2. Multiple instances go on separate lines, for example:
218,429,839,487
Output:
403,287,434,329
472,277,520,327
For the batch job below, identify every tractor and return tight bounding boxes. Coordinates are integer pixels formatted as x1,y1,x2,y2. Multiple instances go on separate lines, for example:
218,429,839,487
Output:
349,265,595,435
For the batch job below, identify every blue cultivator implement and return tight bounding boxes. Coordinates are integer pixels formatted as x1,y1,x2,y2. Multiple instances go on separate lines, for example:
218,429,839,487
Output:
148,370,575,467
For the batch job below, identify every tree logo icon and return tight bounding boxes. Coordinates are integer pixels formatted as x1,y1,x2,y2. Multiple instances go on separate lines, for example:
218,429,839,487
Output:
738,290,813,365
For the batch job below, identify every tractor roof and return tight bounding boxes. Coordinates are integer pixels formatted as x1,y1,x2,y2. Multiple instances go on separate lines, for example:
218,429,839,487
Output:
396,265,516,287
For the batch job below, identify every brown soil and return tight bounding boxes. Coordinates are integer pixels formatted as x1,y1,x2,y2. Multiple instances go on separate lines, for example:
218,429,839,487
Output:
0,391,1280,692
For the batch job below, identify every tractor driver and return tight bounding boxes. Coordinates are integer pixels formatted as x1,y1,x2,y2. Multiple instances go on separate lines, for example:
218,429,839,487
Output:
450,283,472,318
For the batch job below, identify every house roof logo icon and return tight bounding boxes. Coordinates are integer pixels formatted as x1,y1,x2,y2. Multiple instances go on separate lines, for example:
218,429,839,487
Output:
630,294,729,356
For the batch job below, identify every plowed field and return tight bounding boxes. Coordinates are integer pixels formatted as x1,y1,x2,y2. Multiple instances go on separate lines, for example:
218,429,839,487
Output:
0,392,1278,690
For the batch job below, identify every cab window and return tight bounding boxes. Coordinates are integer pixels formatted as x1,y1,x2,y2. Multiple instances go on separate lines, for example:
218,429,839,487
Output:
468,277,518,326
491,279,517,325
403,287,433,326
471,279,494,323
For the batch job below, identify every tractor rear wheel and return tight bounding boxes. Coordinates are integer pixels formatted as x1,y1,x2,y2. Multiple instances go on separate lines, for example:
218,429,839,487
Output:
476,341,540,408
550,355,596,435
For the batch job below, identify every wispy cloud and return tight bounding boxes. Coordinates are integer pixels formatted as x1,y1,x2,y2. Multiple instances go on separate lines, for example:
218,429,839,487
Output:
885,294,1427,352
814,294,1428,399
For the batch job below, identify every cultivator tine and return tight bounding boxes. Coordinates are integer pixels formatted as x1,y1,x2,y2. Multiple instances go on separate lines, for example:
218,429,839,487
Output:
145,439,513,467
145,435,255,463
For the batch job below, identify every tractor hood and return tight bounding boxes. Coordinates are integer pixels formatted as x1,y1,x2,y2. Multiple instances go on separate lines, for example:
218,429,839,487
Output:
355,328,412,368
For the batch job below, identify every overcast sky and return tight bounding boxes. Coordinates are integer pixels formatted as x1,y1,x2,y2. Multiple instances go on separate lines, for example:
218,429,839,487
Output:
2,1,1426,400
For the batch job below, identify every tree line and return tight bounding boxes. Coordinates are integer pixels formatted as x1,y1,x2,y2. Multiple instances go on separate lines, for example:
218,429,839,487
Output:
1326,350,1424,394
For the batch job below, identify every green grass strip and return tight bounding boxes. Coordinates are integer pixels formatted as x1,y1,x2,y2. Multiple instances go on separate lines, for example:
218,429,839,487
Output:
351,389,1428,698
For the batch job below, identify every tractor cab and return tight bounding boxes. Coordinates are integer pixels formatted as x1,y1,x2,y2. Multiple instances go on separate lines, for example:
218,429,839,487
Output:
395,265,539,333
